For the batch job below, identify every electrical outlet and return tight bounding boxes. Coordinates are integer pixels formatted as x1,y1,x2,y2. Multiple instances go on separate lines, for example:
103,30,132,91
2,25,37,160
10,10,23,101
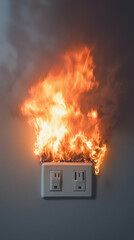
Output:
50,171,62,191
73,171,86,191
41,162,93,198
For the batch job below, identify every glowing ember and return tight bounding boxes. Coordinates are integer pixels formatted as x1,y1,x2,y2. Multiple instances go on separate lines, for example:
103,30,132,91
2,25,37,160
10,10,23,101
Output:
21,46,106,174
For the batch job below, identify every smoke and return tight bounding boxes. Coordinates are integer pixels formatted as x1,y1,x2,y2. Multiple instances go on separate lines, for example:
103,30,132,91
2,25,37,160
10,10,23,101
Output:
1,0,134,138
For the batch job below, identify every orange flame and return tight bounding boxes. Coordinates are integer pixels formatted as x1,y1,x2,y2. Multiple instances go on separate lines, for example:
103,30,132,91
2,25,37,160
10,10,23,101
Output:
21,46,106,174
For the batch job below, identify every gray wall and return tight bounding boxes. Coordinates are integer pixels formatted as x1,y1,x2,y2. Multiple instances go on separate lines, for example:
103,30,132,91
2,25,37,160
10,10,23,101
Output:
1,1,134,240
1,108,134,240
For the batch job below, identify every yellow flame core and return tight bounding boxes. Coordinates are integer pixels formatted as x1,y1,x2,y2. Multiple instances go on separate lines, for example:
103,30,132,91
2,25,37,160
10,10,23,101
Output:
21,46,106,174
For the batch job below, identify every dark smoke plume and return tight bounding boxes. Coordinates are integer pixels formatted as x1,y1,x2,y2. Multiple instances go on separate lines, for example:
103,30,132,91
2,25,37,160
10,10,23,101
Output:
0,0,134,140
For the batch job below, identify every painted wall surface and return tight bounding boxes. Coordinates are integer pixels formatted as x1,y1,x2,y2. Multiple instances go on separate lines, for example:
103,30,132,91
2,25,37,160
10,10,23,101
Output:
0,108,134,240
1,1,134,240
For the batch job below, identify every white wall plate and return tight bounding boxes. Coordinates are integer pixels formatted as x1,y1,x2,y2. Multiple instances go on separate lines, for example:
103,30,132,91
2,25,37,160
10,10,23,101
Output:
41,162,93,198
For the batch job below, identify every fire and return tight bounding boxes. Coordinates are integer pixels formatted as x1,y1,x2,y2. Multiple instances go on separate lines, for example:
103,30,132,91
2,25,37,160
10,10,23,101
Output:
87,110,98,119
21,46,106,174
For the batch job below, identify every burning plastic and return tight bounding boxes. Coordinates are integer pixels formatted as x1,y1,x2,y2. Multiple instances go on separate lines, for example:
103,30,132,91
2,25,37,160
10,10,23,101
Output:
21,46,106,174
